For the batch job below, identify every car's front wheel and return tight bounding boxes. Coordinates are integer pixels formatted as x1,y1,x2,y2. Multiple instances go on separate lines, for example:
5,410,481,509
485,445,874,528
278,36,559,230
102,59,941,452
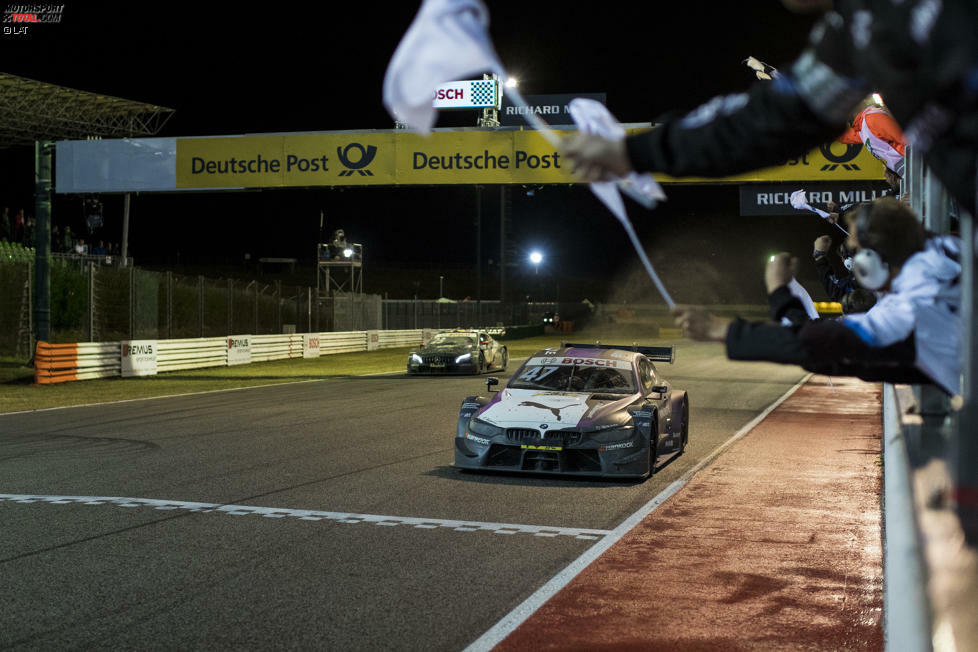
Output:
678,396,689,455
499,348,508,371
648,420,659,477
477,353,486,374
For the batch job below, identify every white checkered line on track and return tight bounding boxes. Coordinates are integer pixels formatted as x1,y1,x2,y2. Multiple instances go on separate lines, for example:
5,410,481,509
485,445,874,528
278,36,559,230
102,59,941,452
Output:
0,494,611,540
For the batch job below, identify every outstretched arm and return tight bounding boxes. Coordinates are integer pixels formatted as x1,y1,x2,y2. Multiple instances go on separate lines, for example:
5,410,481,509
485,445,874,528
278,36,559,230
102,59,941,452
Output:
564,13,868,181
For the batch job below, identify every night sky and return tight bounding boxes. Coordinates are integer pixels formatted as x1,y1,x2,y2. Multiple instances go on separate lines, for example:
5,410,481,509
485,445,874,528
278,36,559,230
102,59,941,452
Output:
0,2,836,303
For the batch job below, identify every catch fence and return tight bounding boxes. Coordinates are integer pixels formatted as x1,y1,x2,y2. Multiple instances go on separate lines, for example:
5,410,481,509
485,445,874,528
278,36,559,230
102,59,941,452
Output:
0,250,558,358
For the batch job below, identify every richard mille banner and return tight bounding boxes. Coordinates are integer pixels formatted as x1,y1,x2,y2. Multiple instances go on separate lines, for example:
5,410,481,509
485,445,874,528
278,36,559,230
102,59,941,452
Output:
499,93,607,126
739,181,892,216
55,129,886,193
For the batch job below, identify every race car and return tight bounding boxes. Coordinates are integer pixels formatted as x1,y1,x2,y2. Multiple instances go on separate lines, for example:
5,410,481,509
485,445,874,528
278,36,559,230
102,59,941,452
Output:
454,343,688,479
407,329,508,375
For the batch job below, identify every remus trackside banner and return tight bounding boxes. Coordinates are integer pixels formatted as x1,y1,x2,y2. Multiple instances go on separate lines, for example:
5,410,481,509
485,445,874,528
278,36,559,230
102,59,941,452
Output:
55,129,885,193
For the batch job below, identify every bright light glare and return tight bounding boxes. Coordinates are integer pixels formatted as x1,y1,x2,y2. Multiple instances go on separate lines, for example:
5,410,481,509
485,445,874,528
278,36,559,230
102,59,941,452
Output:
505,77,518,88
529,251,543,264
769,255,777,263
343,248,354,258
872,92,883,105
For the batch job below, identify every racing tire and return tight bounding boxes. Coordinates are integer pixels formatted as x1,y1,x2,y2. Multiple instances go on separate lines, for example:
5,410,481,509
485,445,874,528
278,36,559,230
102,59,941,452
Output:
678,396,689,455
478,353,486,375
648,420,659,478
499,348,508,371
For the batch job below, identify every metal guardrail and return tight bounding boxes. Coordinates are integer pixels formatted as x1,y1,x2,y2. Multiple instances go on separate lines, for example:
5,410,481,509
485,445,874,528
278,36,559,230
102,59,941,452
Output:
34,329,429,384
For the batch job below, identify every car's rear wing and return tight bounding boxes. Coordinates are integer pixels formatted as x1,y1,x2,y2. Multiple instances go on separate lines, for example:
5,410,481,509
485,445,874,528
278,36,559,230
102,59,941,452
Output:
562,342,675,364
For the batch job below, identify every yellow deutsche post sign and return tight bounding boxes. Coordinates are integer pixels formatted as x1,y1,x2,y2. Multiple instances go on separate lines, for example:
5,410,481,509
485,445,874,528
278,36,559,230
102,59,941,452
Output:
175,128,884,189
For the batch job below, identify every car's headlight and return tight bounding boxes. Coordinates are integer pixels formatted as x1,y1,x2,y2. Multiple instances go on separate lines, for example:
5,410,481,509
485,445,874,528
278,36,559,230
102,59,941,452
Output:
468,418,504,438
587,425,635,442
455,352,472,363
410,353,423,364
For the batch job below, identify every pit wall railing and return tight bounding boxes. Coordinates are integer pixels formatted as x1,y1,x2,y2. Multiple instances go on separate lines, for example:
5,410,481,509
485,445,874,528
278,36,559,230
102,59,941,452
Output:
878,146,978,652
33,329,428,385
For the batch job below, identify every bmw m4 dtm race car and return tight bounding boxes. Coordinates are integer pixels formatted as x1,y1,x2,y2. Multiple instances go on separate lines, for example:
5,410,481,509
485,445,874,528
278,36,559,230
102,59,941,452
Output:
454,343,688,479
407,329,508,375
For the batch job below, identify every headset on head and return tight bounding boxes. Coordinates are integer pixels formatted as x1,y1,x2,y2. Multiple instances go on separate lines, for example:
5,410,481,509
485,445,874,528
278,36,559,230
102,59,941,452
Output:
851,204,890,290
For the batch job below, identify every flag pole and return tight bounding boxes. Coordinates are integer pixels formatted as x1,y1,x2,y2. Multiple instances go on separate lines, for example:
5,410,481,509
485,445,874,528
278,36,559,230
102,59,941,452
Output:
619,217,676,310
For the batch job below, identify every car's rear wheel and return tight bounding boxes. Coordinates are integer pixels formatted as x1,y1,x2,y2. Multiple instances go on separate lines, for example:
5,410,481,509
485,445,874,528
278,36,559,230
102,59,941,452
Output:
478,353,486,374
648,420,659,477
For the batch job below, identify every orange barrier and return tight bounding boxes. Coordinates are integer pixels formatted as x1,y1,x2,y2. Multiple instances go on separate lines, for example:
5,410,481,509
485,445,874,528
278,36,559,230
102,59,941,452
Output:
34,341,79,384
34,341,120,384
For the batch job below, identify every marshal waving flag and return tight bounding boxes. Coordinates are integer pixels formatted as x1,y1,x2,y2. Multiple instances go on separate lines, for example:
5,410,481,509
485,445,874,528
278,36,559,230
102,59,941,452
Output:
383,0,504,134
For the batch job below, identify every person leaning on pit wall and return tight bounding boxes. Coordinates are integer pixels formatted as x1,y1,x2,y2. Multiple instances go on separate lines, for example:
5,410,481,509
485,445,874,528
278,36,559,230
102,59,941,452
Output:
674,198,962,395
562,0,978,218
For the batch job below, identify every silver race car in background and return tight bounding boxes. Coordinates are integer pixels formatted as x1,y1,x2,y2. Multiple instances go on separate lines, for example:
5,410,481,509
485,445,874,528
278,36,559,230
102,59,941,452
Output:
454,343,688,479
408,329,508,375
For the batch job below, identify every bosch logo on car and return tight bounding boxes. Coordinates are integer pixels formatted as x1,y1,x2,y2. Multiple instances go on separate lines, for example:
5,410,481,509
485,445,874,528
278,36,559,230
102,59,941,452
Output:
561,357,616,367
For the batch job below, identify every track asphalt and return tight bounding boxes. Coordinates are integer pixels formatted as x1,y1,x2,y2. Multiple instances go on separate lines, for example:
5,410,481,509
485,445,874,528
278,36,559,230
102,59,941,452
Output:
489,375,884,651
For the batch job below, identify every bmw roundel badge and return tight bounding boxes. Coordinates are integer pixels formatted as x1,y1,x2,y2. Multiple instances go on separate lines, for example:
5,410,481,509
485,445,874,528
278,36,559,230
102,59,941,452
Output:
540,424,549,429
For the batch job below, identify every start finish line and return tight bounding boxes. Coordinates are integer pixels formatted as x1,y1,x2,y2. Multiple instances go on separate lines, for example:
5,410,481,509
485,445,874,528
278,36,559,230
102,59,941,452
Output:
54,126,885,194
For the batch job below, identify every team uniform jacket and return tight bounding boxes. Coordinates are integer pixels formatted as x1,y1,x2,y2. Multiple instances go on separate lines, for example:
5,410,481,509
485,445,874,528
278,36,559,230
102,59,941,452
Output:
813,251,858,301
624,0,978,216
729,236,962,394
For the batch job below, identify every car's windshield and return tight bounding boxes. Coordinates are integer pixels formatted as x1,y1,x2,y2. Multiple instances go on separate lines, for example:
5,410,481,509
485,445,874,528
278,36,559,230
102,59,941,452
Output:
508,359,636,394
429,335,475,346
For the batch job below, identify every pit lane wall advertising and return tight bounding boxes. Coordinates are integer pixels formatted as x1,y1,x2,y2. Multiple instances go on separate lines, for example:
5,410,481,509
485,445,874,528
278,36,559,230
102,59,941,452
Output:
55,129,885,194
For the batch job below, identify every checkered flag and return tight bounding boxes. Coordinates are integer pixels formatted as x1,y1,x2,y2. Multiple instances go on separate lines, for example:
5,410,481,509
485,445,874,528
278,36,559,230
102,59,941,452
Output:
470,80,495,106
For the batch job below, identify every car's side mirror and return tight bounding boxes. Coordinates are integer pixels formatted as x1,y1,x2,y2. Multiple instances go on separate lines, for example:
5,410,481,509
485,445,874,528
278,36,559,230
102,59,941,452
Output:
486,377,500,392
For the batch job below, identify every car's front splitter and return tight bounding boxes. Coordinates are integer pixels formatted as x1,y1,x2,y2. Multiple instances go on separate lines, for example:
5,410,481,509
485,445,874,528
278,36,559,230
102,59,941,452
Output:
408,363,480,375
454,436,650,478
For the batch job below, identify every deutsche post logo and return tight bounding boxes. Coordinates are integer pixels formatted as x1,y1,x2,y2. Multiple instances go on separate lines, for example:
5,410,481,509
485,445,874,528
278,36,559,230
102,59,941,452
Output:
819,143,862,171
337,143,377,177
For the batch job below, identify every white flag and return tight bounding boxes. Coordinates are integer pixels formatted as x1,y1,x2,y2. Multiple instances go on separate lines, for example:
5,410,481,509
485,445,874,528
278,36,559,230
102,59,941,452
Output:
789,189,831,219
785,278,821,324
568,98,673,308
383,0,503,134
567,98,667,209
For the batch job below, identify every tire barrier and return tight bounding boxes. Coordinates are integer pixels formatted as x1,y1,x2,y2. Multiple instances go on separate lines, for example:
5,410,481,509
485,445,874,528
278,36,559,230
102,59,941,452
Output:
34,341,120,384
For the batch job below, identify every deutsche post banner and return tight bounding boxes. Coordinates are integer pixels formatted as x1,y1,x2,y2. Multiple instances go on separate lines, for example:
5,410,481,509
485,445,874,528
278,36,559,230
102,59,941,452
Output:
58,127,886,194
175,129,885,189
